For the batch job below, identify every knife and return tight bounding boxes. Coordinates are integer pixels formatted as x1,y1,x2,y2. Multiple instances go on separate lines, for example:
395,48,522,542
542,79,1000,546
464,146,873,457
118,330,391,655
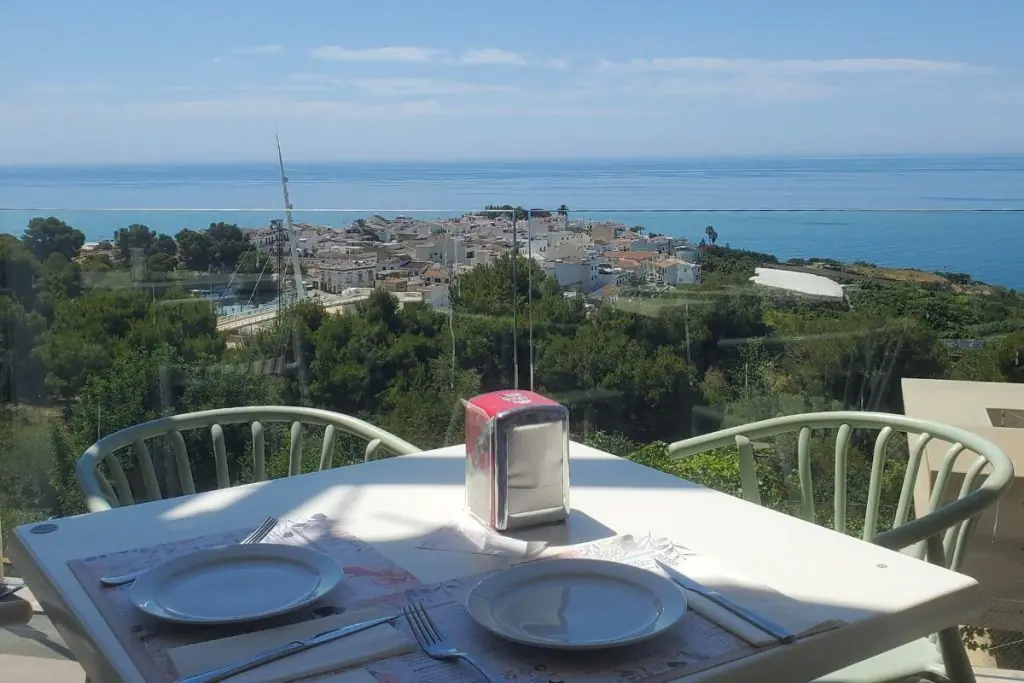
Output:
654,559,796,644
175,614,396,683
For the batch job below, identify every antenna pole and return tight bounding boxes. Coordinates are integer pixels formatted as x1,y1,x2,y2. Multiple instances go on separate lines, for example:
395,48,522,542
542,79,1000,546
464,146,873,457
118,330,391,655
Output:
449,225,457,389
511,211,519,389
527,210,535,392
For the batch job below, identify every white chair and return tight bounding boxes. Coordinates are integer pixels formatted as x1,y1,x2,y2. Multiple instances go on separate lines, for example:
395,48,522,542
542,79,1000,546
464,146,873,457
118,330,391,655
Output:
75,406,421,513
669,411,1014,683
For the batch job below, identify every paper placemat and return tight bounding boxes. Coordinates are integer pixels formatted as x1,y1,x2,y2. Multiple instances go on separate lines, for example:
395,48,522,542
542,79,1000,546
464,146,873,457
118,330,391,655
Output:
67,514,423,683
370,533,845,682
70,522,843,683
361,544,758,683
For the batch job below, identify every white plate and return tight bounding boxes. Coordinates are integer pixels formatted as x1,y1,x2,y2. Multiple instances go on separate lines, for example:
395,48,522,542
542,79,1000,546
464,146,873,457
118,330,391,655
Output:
466,558,687,650
129,544,343,625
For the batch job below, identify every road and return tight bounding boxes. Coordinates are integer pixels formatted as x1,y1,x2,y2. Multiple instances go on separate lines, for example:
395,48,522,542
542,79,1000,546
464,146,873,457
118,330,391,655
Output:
216,291,425,333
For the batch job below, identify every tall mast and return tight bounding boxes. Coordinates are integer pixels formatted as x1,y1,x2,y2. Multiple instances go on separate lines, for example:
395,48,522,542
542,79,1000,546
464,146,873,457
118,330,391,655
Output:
276,134,306,301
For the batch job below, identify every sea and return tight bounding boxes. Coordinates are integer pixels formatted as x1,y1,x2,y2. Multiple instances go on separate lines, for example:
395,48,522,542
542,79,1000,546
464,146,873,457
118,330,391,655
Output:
1,155,1022,289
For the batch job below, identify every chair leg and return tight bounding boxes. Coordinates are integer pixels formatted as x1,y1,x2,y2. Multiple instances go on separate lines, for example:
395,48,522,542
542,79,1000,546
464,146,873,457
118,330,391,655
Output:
923,537,975,683
936,625,975,683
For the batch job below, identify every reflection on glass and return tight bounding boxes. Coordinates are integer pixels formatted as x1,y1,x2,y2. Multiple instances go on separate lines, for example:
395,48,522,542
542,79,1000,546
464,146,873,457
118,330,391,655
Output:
1,195,1022,567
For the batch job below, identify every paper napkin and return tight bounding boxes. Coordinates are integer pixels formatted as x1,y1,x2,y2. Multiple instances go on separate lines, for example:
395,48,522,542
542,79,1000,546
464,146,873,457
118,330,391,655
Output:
659,545,845,647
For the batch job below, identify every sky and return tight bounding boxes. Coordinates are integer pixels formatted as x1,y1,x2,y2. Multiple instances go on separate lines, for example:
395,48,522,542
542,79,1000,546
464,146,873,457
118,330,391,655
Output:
2,0,1023,164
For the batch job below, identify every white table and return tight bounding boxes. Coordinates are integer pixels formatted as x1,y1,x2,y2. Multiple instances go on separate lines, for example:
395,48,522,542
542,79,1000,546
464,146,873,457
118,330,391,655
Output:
10,442,981,683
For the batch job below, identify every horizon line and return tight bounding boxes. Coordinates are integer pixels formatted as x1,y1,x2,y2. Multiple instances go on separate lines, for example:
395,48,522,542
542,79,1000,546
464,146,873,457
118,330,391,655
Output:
2,151,1024,169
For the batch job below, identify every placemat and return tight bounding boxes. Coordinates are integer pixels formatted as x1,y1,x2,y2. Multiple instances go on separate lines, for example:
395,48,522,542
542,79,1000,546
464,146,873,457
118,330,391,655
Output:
69,523,826,683
359,534,842,683
67,514,423,683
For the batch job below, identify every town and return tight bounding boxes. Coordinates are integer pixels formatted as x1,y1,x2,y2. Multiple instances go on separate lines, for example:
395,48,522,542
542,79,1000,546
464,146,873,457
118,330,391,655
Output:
241,210,704,318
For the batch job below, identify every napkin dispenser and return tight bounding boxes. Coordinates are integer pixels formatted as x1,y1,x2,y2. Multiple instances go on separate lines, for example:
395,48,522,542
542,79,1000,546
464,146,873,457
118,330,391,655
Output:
464,390,570,531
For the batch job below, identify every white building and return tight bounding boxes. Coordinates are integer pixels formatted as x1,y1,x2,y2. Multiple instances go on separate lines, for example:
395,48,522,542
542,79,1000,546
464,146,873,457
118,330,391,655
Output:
419,284,451,310
316,261,379,293
544,257,607,294
413,235,467,265
630,236,673,254
643,257,701,285
674,244,701,263
546,231,590,250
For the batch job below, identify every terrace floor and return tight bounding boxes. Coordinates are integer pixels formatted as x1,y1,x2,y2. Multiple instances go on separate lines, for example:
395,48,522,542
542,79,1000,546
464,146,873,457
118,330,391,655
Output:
1,588,85,682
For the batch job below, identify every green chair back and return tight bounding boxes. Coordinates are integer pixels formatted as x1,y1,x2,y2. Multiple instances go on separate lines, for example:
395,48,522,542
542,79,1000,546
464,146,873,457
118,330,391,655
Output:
76,406,421,513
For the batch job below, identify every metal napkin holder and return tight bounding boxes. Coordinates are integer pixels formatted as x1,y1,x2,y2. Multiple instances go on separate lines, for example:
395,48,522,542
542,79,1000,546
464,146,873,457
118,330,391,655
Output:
464,390,570,531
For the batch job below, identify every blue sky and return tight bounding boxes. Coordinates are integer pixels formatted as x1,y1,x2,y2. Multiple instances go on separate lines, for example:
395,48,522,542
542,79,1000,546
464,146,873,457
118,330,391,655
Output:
3,0,1023,164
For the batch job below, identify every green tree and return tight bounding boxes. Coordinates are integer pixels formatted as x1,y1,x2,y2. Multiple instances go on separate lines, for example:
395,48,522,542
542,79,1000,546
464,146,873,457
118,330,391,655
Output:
480,205,529,221
33,253,83,319
176,228,214,272
451,254,585,325
113,223,157,265
207,222,250,272
146,252,178,277
21,217,85,262
52,346,282,513
0,297,46,403
152,234,178,257
34,288,221,402
0,235,41,308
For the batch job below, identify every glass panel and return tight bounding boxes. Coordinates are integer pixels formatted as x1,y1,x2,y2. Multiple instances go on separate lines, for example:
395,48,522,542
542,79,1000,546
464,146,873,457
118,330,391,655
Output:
1,164,1022,571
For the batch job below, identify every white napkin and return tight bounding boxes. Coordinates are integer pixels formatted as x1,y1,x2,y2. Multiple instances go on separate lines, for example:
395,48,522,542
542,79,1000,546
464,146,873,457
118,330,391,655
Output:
167,609,413,683
417,516,549,557
662,552,844,647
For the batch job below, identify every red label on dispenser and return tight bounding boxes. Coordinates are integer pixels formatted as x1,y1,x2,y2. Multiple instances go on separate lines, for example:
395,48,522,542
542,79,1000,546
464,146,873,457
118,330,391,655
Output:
466,390,560,418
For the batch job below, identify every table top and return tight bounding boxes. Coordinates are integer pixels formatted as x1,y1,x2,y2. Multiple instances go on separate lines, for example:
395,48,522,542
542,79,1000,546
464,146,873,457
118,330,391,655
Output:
11,442,981,683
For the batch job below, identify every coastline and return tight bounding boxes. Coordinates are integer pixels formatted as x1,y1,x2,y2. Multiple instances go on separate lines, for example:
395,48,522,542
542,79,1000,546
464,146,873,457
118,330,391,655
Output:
1,155,1022,288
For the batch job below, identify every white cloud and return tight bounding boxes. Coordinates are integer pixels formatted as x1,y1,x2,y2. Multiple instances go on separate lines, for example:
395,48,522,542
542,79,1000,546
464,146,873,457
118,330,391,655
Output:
458,49,527,66
31,83,113,95
594,57,983,76
578,55,991,104
351,78,519,96
647,77,836,102
233,44,284,56
22,97,447,123
160,85,211,94
563,75,837,104
310,45,567,68
237,74,518,96
311,46,439,63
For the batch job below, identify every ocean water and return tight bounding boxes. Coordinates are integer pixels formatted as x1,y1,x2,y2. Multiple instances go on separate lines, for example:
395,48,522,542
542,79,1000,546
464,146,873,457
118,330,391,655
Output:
1,156,1022,288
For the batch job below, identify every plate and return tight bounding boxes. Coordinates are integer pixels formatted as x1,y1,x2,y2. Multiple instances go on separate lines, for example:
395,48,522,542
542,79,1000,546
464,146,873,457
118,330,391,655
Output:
129,544,342,625
465,558,687,650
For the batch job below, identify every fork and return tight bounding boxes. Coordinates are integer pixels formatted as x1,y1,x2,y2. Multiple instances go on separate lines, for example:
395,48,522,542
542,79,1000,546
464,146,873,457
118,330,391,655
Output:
100,516,278,587
403,603,498,683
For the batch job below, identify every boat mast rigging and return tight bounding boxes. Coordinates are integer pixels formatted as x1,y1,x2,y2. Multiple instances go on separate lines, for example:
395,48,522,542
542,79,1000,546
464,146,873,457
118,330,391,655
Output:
276,134,306,302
